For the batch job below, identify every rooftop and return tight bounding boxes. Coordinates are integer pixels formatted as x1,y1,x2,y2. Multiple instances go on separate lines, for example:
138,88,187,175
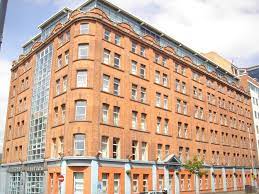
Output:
20,0,241,84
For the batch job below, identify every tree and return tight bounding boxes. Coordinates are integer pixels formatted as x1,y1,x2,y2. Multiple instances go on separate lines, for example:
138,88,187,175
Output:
183,156,206,194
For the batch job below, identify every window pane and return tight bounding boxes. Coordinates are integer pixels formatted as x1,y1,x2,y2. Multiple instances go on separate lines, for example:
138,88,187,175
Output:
74,172,84,194
80,23,89,34
78,44,88,59
75,101,86,120
77,71,87,87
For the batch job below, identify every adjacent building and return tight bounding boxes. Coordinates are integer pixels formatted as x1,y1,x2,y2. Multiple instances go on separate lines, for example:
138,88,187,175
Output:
1,0,258,193
239,72,259,161
239,65,259,81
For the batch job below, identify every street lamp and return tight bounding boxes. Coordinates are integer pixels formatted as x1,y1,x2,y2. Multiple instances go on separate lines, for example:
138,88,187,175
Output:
0,0,8,49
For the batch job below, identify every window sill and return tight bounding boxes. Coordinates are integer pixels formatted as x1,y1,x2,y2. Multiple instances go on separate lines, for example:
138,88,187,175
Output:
175,90,189,97
18,86,30,96
195,140,208,143
103,38,124,49
130,73,149,82
55,64,68,73
155,106,171,112
193,96,204,102
208,102,217,107
194,117,206,121
208,121,218,125
13,135,26,140
210,142,220,145
130,99,150,106
15,109,28,116
101,62,125,72
177,136,192,141
175,112,190,117
192,79,203,85
71,86,93,90
130,51,149,60
75,33,95,38
222,144,231,147
174,70,188,78
53,91,67,98
101,90,124,98
130,128,150,133
155,132,172,137
18,67,32,77
153,61,170,70
100,122,124,129
154,82,170,89
73,58,94,63
8,115,14,119
57,40,70,50
69,120,91,123
52,123,65,128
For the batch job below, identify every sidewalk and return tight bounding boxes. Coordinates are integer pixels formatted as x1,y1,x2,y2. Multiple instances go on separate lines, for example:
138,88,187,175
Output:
205,190,259,194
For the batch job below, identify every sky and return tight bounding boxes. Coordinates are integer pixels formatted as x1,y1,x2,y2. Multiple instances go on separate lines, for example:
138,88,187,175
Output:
0,0,259,151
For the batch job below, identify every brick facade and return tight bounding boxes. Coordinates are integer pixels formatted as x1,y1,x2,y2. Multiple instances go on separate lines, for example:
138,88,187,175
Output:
1,1,258,194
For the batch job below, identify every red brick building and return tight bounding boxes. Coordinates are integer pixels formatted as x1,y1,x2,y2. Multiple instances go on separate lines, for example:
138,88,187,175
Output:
1,0,258,193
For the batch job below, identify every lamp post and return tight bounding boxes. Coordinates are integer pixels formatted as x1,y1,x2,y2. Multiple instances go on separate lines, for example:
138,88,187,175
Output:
0,0,8,48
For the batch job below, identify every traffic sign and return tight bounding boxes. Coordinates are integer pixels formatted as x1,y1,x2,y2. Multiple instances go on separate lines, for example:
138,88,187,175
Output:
58,175,65,182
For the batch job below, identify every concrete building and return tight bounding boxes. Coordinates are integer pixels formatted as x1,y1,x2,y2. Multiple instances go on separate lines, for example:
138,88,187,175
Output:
239,73,259,161
1,0,258,193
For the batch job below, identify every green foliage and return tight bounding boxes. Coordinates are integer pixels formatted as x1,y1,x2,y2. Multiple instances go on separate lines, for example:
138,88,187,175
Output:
183,156,204,175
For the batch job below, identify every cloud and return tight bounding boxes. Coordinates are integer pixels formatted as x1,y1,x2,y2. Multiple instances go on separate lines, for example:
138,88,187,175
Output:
0,59,11,153
110,0,259,67
24,0,259,67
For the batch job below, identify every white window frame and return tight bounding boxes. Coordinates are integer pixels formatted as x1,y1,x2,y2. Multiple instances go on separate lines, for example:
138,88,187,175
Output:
131,61,137,75
74,134,85,156
113,106,120,126
102,104,109,124
75,101,86,121
114,53,120,68
103,49,110,64
101,136,109,158
76,70,87,88
74,172,84,194
102,75,110,92
132,111,137,129
78,44,89,59
80,23,89,34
